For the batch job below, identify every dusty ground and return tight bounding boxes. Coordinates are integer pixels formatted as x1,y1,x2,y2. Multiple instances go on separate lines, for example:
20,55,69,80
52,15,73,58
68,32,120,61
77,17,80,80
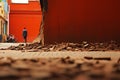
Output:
0,50,119,60
0,43,27,49
0,50,119,80
0,43,119,80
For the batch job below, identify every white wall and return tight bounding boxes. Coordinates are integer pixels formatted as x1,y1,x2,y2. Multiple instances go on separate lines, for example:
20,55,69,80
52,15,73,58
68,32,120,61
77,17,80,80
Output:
11,0,28,3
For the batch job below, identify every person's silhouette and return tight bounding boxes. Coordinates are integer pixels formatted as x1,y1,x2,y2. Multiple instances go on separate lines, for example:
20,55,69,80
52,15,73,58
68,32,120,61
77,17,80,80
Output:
22,27,27,43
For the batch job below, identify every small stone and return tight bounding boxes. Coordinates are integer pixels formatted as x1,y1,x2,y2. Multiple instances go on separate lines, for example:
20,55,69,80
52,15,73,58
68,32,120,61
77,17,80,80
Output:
84,56,93,60
94,57,111,61
84,44,89,48
96,60,100,64
67,60,75,64
75,63,82,68
19,44,24,46
66,47,72,50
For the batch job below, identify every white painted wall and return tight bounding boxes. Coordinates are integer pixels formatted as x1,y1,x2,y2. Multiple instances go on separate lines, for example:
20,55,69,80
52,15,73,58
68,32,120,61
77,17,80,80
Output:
11,0,29,4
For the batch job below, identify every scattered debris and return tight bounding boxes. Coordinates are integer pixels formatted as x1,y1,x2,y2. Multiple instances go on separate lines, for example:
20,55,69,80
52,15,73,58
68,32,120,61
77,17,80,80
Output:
84,56,93,60
0,57,118,80
0,41,119,79
4,41,120,52
93,57,111,61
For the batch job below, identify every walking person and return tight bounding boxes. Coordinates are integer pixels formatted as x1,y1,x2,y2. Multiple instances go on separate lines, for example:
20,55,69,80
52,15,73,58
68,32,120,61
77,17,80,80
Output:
22,27,27,43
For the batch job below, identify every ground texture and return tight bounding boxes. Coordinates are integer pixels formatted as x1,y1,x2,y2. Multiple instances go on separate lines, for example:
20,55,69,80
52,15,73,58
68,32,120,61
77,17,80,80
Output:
0,42,119,80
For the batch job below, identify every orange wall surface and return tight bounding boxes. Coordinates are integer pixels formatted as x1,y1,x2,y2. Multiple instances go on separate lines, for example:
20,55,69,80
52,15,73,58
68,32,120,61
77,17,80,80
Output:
8,0,42,42
44,0,120,43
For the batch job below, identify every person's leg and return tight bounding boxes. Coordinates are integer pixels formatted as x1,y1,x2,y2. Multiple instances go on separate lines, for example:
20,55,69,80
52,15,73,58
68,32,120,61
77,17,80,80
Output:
23,37,26,43
25,38,27,43
24,37,27,43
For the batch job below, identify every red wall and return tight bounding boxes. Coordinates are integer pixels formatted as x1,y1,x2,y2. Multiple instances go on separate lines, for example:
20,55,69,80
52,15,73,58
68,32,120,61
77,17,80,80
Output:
8,0,42,42
44,0,120,43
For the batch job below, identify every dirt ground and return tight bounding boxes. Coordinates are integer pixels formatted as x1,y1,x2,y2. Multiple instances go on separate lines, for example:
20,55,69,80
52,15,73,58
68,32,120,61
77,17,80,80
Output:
0,50,119,80
0,43,119,80
0,50,119,60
